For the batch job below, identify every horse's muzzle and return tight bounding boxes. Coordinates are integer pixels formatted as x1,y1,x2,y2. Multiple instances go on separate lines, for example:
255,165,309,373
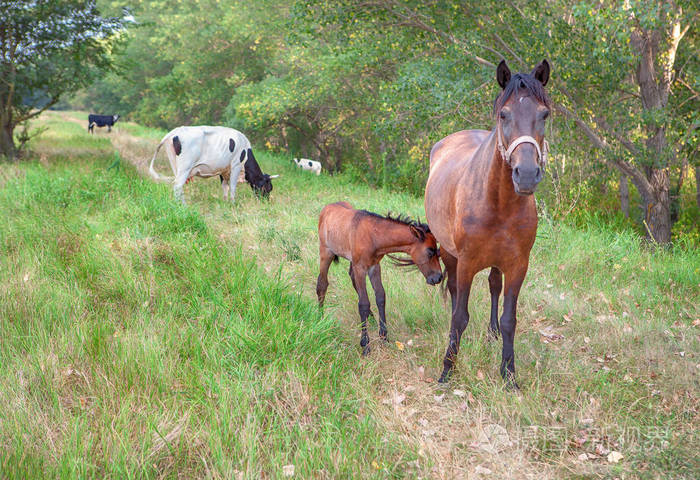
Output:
426,272,443,285
512,165,542,195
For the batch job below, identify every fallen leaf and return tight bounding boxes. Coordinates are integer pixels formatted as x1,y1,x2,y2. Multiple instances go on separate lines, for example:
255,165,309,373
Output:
453,389,466,397
577,453,589,461
395,341,405,351
407,339,413,346
23,273,29,283
584,336,590,344
607,451,623,463
282,465,295,477
433,393,445,403
475,465,493,475
595,444,610,456
371,460,380,470
476,370,485,381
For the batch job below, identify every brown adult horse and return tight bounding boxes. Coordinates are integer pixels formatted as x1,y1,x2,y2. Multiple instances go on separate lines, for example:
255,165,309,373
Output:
317,202,443,355
425,60,551,388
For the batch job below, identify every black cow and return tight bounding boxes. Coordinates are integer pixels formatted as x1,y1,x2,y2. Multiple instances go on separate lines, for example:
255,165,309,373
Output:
88,114,120,134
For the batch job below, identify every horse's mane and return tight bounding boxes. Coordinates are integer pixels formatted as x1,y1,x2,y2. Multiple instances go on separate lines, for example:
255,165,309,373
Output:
359,210,430,234
493,72,550,114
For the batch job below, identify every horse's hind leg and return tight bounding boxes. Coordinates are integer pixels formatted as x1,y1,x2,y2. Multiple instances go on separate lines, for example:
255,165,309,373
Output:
368,264,387,341
316,246,334,308
488,267,502,340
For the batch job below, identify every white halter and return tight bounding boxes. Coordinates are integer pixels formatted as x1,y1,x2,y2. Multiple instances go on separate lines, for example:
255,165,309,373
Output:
497,122,549,169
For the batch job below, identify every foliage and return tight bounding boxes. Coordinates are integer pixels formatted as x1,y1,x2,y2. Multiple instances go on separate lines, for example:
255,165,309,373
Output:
72,0,699,243
0,0,126,158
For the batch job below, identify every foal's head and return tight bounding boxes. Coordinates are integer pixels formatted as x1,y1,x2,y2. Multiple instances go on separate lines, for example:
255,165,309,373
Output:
391,220,443,285
495,59,551,195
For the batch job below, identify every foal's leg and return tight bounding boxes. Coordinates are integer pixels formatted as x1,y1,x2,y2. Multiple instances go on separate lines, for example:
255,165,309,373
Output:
499,266,527,390
316,247,334,308
351,265,372,355
368,264,387,340
488,267,503,340
439,260,475,383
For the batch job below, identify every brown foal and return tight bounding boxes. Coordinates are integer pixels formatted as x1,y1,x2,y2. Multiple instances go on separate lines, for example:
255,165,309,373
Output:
316,202,443,355
425,60,551,388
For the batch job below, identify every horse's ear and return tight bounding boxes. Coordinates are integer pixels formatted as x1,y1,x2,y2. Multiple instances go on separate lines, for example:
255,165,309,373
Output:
409,225,425,241
497,60,511,89
532,59,550,86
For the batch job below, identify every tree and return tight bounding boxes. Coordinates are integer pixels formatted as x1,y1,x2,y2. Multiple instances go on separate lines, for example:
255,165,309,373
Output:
300,0,698,244
0,0,125,159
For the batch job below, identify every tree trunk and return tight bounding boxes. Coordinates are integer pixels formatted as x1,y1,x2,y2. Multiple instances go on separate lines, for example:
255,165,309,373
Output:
619,174,630,218
645,168,671,244
0,122,16,160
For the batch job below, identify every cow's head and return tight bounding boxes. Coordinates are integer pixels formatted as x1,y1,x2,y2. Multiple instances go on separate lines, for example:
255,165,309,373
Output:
243,148,278,198
113,114,120,123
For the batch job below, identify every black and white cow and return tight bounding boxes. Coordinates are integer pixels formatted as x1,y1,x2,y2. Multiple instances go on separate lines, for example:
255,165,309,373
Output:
294,157,322,175
148,126,278,204
88,114,120,133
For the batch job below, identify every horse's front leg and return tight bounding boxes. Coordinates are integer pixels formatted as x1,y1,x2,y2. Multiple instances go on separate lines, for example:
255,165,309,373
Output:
488,267,503,339
351,265,372,355
439,262,474,383
500,266,527,390
368,264,387,340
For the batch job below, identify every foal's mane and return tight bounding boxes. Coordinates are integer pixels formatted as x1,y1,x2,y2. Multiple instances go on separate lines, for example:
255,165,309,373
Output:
359,210,430,234
493,72,550,115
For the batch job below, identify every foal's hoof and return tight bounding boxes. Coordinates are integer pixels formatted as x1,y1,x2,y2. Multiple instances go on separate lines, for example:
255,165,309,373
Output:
438,369,451,384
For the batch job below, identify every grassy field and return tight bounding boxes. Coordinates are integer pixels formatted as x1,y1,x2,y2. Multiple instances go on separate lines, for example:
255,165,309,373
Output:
1,111,698,479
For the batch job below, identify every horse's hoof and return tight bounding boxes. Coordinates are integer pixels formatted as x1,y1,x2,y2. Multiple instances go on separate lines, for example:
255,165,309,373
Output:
362,345,371,356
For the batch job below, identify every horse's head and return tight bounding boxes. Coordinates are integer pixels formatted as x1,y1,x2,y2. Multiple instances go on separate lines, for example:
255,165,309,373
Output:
495,60,550,195
406,225,443,285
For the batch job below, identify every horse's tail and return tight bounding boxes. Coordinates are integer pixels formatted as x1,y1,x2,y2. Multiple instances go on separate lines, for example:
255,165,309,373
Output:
148,133,176,182
439,263,450,299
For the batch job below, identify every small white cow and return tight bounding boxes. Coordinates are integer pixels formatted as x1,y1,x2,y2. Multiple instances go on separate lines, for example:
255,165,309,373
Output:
148,126,278,204
294,157,322,175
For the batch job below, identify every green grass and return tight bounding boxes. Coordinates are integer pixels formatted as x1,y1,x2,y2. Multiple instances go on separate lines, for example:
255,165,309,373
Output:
0,117,419,478
1,111,698,479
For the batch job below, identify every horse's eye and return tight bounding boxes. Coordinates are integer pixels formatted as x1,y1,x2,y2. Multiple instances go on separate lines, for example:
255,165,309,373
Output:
541,110,550,120
500,111,507,120
427,248,436,258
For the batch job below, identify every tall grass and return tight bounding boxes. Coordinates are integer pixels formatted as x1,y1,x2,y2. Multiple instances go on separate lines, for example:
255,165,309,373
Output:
2,112,698,479
0,119,419,478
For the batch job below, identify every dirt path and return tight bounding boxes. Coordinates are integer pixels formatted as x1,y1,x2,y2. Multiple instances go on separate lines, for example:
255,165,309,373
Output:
55,111,564,479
